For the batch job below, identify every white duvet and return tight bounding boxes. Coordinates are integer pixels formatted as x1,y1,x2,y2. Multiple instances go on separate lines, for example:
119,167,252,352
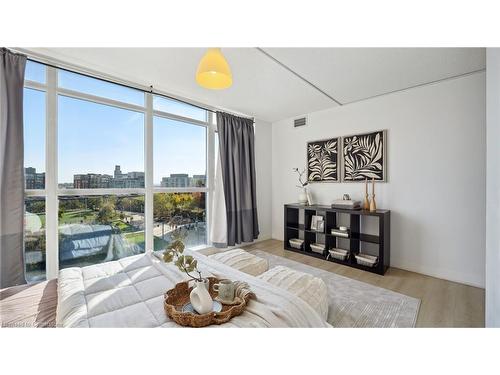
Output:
56,250,330,328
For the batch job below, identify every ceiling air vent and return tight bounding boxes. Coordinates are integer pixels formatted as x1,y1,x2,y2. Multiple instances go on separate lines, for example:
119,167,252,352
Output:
294,117,307,128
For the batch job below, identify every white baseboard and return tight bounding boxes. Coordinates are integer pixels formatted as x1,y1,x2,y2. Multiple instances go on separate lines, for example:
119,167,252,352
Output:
269,236,485,289
390,261,485,289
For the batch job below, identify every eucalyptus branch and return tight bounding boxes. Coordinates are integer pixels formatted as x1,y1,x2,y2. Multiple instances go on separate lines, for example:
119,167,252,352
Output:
179,262,202,282
162,229,204,282
292,167,308,188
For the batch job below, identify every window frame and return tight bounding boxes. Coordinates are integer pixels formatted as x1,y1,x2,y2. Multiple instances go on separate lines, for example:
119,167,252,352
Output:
24,65,215,280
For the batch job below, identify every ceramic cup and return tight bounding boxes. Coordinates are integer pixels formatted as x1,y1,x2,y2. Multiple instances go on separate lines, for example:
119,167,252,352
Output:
213,279,235,303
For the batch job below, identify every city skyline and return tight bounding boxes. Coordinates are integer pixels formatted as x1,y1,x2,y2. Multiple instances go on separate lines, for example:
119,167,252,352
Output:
25,165,206,189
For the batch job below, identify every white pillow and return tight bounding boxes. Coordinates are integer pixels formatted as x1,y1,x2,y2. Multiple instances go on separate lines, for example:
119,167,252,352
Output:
258,266,329,321
209,248,269,276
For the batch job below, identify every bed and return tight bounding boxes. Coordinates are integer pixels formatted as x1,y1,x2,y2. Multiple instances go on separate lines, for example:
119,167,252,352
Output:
0,279,57,328
56,250,330,328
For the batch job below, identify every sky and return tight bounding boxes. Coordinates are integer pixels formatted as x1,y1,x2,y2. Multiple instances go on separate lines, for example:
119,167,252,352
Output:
24,61,207,186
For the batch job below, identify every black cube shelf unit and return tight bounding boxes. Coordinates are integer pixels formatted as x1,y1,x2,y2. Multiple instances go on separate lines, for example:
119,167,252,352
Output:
284,203,390,275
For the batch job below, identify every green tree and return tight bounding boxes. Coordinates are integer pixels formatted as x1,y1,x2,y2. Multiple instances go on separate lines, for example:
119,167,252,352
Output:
117,197,131,212
153,193,203,224
26,200,45,214
96,201,116,224
154,193,174,222
87,197,103,211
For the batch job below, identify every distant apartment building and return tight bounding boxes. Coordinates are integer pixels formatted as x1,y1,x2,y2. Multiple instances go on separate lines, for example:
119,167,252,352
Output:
113,171,145,188
160,173,206,187
74,173,112,188
73,174,89,189
25,167,45,189
161,174,190,187
191,174,206,187
114,165,124,179
73,165,144,189
58,182,74,189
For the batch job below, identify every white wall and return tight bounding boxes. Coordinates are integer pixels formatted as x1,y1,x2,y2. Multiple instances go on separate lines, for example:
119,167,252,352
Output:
255,118,273,241
271,72,486,287
486,49,500,326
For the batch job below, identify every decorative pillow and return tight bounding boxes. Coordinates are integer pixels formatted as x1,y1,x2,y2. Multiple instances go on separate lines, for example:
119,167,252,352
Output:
208,248,269,276
258,266,329,320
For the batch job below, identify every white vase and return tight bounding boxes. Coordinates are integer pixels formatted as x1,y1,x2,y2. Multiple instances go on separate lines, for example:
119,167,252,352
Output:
197,278,209,290
190,280,213,314
298,188,308,205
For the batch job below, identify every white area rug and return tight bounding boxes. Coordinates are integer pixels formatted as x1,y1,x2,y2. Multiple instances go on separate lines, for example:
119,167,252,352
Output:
249,250,420,328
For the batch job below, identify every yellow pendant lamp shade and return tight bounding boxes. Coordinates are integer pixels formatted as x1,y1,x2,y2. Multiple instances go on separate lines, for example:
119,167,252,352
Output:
196,48,232,89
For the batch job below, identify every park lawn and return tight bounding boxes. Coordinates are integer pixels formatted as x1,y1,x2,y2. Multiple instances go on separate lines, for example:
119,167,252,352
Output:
124,232,144,245
60,210,97,225
113,219,134,232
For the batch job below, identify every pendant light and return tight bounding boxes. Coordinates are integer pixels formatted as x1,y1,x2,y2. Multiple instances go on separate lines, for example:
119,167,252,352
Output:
196,48,232,89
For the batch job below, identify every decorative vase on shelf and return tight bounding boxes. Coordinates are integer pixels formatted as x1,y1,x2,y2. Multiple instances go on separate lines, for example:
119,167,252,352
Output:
363,178,370,210
369,177,377,212
298,188,308,205
306,189,313,205
190,279,213,314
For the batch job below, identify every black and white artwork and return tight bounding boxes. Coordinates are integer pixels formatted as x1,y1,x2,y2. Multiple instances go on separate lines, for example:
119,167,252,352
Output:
342,130,386,182
307,138,339,182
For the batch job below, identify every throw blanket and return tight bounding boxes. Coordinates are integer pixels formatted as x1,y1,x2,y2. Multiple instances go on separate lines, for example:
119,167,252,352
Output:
258,266,329,321
56,250,330,328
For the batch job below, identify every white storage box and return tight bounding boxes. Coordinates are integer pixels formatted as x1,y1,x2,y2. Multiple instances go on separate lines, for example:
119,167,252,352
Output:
310,243,325,254
355,253,378,267
289,238,304,250
331,229,349,238
328,248,349,261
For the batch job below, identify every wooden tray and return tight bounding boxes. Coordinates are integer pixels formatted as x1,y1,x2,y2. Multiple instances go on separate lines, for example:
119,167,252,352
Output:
164,277,250,327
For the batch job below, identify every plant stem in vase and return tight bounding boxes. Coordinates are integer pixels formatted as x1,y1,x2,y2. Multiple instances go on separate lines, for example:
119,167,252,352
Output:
293,168,309,205
162,226,213,313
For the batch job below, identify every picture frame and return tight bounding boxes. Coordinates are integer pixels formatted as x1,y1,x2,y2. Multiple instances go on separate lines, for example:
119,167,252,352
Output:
310,215,324,232
316,220,325,233
310,215,318,231
307,137,340,183
341,130,387,182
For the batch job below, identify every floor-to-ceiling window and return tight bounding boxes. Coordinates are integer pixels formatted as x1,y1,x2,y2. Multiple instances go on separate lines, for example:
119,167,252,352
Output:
23,61,213,282
153,113,208,250
24,62,47,282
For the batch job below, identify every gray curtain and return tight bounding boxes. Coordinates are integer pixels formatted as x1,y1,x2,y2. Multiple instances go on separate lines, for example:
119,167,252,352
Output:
0,48,27,288
217,112,259,246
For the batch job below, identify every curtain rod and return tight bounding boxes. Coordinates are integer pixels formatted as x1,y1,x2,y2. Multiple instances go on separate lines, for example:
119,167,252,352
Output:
16,50,254,122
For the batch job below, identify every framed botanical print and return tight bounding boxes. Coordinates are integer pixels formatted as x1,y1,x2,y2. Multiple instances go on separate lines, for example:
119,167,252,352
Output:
342,130,387,182
307,137,339,182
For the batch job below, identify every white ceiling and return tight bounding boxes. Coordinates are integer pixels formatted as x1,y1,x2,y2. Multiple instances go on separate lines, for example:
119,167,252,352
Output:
262,48,486,104
25,47,485,123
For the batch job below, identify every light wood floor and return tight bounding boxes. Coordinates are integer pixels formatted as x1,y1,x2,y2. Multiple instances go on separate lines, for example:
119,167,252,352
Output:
242,239,485,327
